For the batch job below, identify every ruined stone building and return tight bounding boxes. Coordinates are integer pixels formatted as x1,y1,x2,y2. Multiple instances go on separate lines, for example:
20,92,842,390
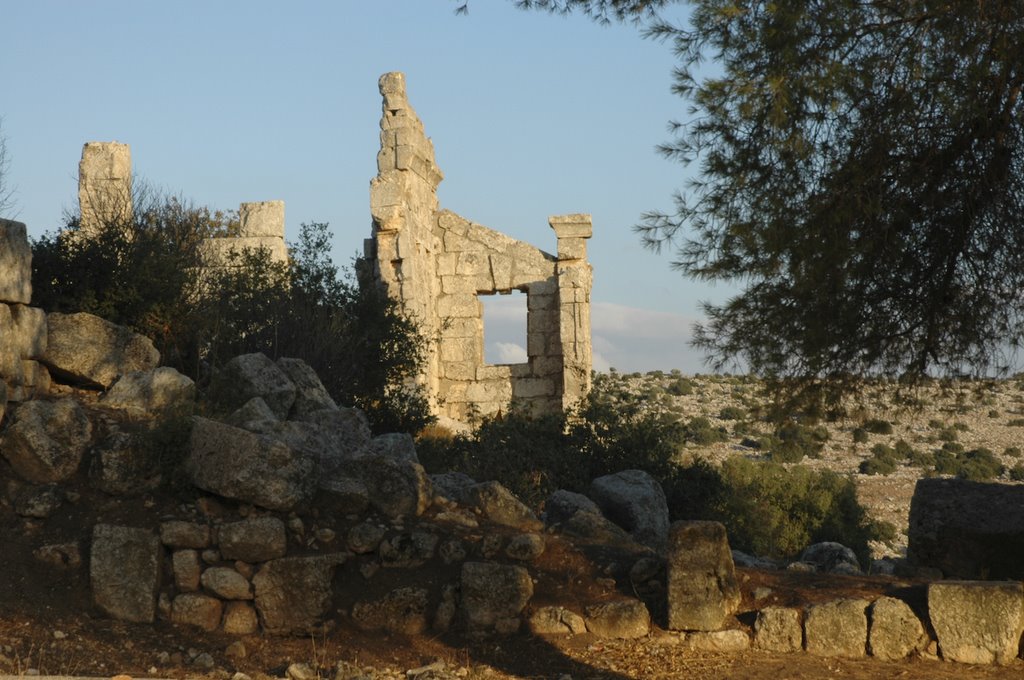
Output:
366,72,593,422
76,142,287,269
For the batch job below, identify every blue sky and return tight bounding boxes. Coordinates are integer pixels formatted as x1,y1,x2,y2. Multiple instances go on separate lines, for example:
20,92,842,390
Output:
3,1,734,373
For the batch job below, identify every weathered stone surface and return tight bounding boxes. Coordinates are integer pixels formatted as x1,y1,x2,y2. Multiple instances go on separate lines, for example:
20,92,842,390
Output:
208,353,296,420
239,200,285,238
303,407,374,478
201,567,253,600
253,555,344,635
754,607,803,653
929,581,1024,665
431,471,477,504
351,587,429,635
505,533,545,561
276,357,336,416
222,601,259,635
33,542,81,569
908,477,1024,579
100,367,195,415
363,432,419,464
90,524,161,623
684,629,751,653
78,141,131,235
171,593,223,632
799,542,861,575
544,489,601,526
186,417,317,511
89,429,161,496
556,509,640,548
160,521,210,549
529,606,588,635
351,455,432,518
584,599,651,639
465,481,541,530
804,599,869,658
318,475,370,515
589,469,669,551
42,312,159,388
0,220,32,304
868,596,927,661
8,304,46,359
346,522,386,554
172,550,201,592
0,398,92,483
460,562,533,633
666,521,741,632
13,485,62,518
226,396,279,428
379,530,439,568
218,517,288,563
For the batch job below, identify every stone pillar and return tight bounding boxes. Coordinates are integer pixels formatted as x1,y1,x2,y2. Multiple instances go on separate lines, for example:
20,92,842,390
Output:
550,214,593,410
239,201,285,239
78,142,132,235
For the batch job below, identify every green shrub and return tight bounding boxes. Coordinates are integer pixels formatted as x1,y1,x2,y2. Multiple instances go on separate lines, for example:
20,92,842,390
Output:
933,447,1004,481
769,421,827,463
684,416,729,445
1007,418,1024,427
719,406,746,420
859,455,897,475
1005,446,1022,458
893,439,915,459
862,418,893,435
907,449,936,468
851,427,869,444
666,377,694,396
1010,463,1024,482
988,409,1001,418
936,426,959,442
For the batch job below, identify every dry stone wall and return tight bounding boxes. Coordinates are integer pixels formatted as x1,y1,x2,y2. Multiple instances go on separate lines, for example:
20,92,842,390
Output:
0,220,50,406
366,72,593,423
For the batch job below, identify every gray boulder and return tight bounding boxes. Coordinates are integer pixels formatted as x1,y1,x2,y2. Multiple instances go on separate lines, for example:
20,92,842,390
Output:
209,352,296,419
14,485,62,518
0,220,32,304
185,417,317,511
431,471,477,504
753,607,803,653
350,455,432,518
89,429,161,496
253,555,345,635
218,517,288,563
868,596,927,661
100,367,195,416
804,599,869,658
544,489,601,526
465,481,541,530
908,477,1024,579
225,396,279,428
276,357,336,417
666,520,741,632
90,524,161,623
584,599,651,639
799,542,861,575
460,562,533,634
351,587,429,635
42,312,159,388
0,398,92,483
589,469,669,551
304,407,373,477
928,580,1024,665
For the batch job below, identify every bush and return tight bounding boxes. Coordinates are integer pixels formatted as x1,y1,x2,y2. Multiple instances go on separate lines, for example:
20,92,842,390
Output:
666,377,694,396
719,406,746,420
769,422,828,463
1007,418,1024,427
1010,463,1024,482
1005,446,1022,458
933,447,1004,481
851,427,869,444
862,418,893,435
859,444,898,475
684,416,729,445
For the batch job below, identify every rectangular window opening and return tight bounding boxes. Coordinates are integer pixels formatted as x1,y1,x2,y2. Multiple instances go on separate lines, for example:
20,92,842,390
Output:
480,290,528,365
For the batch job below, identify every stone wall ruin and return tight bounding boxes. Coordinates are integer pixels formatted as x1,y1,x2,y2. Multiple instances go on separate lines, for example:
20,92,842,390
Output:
366,72,593,422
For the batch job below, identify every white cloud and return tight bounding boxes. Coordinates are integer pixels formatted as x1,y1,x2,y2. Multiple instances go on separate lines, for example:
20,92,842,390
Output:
590,301,709,374
493,341,528,364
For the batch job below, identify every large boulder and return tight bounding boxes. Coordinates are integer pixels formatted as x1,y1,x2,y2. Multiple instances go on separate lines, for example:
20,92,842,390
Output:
908,477,1024,579
804,599,869,658
253,555,345,635
208,353,295,419
185,417,317,511
350,455,433,519
868,596,927,661
218,517,288,562
465,481,541,530
583,599,651,639
666,521,741,631
753,607,803,653
543,489,601,526
100,367,195,416
8,305,46,359
0,398,92,483
798,542,861,575
276,357,336,417
89,428,162,495
928,581,1024,665
41,312,159,388
460,562,533,634
90,524,161,623
589,469,669,551
0,220,32,304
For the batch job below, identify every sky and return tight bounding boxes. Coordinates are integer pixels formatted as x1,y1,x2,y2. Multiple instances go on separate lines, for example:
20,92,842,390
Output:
2,1,736,374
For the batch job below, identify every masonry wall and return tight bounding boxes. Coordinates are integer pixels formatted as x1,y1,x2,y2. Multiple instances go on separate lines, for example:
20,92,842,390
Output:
367,72,593,422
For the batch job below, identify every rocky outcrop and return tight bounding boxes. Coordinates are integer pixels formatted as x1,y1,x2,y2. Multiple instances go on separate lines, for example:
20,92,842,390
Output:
589,469,669,551
666,520,741,631
100,367,195,416
908,477,1024,579
208,352,296,419
42,312,159,388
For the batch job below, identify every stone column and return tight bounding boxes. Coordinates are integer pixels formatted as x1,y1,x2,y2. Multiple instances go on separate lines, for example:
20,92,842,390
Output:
550,214,593,410
239,201,285,239
78,142,132,236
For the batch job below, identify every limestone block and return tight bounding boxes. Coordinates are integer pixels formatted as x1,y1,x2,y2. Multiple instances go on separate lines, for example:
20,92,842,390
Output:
0,220,32,304
172,550,201,592
42,311,159,388
436,294,480,319
222,601,259,635
0,397,92,483
276,356,337,417
436,252,459,276
804,599,869,657
171,593,223,632
527,332,548,356
868,597,927,661
443,317,482,338
90,524,161,623
78,142,132,234
160,521,211,549
550,214,593,240
440,337,479,363
928,581,1024,665
556,238,588,261
455,252,486,278
0,304,20,382
101,367,196,416
465,380,512,404
9,305,46,358
443,361,477,381
754,607,803,652
528,279,558,298
460,562,533,633
352,587,429,635
201,567,253,600
238,200,285,238
477,365,512,381
218,517,288,563
529,606,587,635
253,555,344,635
684,629,751,653
16,360,50,399
465,481,541,530
666,520,741,631
198,236,288,266
488,254,513,290
584,599,651,639
512,377,556,399
369,177,406,211
437,209,471,236
208,352,296,419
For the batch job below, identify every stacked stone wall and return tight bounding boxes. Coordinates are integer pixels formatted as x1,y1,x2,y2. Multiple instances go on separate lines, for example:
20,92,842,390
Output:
0,220,50,407
367,72,593,423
